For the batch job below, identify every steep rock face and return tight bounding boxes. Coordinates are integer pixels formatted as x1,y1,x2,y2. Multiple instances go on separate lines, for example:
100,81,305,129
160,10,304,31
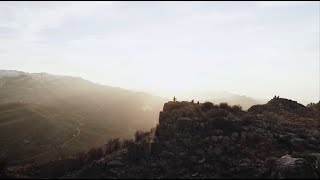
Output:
151,101,319,178
157,101,319,178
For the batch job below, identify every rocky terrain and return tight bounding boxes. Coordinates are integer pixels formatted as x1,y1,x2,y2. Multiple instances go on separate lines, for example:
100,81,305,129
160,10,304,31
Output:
2,97,320,179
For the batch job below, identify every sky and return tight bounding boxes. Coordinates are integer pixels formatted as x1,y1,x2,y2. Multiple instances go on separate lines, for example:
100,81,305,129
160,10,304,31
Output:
0,1,319,104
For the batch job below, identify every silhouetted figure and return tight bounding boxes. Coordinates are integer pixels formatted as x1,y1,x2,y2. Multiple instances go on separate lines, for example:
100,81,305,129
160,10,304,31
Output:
274,95,276,99
173,96,176,102
191,99,194,103
197,101,199,104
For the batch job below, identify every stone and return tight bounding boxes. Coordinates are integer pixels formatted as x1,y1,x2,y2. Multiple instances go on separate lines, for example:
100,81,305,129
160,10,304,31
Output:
213,148,223,156
239,163,249,169
200,123,205,128
198,158,206,164
214,129,224,135
240,133,247,141
268,155,316,179
195,149,205,156
150,163,157,168
308,137,318,144
303,153,320,175
159,151,174,158
290,138,307,150
190,156,199,163
211,136,218,142
192,172,199,177
107,160,124,167
311,130,320,139
231,132,239,141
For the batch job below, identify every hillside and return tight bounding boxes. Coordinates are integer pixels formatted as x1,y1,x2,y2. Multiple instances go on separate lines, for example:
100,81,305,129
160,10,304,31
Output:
4,97,319,179
0,70,166,164
0,102,82,164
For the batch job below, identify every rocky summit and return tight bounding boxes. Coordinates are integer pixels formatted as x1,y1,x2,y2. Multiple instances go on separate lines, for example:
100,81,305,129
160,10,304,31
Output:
2,98,320,179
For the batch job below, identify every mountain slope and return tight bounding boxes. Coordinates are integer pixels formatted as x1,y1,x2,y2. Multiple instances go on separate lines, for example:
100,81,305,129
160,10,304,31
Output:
0,102,78,164
0,70,166,164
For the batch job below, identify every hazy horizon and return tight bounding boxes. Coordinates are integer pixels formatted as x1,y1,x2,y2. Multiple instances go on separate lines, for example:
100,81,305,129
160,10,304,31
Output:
1,1,319,104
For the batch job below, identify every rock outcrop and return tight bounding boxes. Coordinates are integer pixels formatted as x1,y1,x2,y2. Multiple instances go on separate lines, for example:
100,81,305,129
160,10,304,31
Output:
248,97,311,116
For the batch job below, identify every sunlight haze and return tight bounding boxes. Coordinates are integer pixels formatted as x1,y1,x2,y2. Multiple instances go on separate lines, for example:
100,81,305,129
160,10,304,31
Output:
0,1,319,104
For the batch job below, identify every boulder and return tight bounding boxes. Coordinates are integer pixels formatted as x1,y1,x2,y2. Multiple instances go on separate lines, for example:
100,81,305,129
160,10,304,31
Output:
198,158,206,164
195,149,205,156
213,148,223,156
290,138,307,151
211,135,218,142
303,153,320,176
231,132,239,141
268,155,316,179
107,160,124,167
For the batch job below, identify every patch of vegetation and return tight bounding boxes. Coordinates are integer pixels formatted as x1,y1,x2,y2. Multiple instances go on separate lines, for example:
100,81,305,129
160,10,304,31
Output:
219,102,231,110
231,105,243,113
201,101,216,111
104,138,121,154
135,130,150,142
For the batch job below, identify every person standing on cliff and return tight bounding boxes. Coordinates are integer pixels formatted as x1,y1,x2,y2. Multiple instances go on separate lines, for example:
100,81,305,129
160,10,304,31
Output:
173,96,176,102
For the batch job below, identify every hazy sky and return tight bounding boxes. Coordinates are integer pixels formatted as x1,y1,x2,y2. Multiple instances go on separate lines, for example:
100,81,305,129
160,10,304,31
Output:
0,1,319,103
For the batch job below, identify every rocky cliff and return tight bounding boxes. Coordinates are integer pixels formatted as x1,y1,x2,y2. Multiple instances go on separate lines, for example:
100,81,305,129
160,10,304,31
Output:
3,99,320,179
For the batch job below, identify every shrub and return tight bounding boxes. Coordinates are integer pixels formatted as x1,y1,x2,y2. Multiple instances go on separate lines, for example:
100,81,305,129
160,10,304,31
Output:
150,127,157,134
201,101,215,111
105,138,121,154
87,147,104,161
135,130,150,142
231,105,243,112
122,139,135,149
77,151,88,164
127,142,145,162
219,102,231,110
307,102,316,108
